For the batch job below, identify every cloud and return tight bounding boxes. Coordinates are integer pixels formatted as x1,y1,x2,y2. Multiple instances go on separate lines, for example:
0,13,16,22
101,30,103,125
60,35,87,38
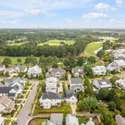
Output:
83,12,108,19
116,0,123,7
95,3,111,11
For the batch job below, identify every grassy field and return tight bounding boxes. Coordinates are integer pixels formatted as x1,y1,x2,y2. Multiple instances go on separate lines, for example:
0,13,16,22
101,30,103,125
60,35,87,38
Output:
29,118,45,125
82,41,103,57
7,41,28,46
38,39,75,46
0,56,26,64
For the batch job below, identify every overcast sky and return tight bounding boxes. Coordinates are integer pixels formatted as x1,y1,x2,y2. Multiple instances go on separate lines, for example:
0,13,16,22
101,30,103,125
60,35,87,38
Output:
0,0,125,29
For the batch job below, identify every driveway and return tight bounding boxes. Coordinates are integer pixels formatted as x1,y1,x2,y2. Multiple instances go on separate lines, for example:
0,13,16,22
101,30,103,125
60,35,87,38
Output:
16,80,39,125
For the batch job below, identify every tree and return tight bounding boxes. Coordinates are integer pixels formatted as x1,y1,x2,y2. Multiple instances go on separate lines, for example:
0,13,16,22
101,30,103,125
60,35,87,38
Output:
84,65,93,77
2,58,12,67
87,56,96,64
17,58,22,64
108,101,116,111
25,56,38,65
84,76,94,96
78,96,98,112
103,40,112,50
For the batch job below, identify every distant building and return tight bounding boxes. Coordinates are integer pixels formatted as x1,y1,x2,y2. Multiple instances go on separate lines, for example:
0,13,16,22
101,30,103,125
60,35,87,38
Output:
66,114,79,125
92,66,106,76
0,96,15,113
27,65,42,78
69,78,84,93
112,49,125,59
116,79,125,89
46,68,65,79
107,60,125,72
39,92,62,109
93,79,112,90
72,67,84,77
86,118,95,125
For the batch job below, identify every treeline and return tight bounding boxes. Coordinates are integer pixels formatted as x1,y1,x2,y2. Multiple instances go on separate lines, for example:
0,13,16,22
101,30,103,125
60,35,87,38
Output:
0,35,98,57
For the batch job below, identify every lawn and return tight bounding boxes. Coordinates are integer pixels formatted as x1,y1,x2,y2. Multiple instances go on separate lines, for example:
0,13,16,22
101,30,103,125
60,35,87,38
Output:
82,41,103,57
33,102,71,115
38,39,75,47
28,118,45,125
7,41,28,46
0,56,26,64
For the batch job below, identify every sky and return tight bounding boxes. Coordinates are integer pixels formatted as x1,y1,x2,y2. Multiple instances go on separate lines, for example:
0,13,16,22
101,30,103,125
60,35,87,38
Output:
0,0,125,29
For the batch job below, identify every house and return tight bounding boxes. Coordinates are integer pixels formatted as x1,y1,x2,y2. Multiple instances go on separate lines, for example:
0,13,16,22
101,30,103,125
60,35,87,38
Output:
65,91,78,104
92,66,106,76
112,49,125,59
4,67,18,77
27,65,42,78
0,117,4,125
15,64,27,73
0,85,14,98
116,79,125,89
50,113,63,125
93,79,112,90
45,77,59,93
86,118,95,125
44,120,56,125
39,92,62,109
0,96,15,113
72,67,84,77
1,77,26,98
66,114,79,125
115,115,125,125
107,60,125,72
69,78,84,93
46,68,65,79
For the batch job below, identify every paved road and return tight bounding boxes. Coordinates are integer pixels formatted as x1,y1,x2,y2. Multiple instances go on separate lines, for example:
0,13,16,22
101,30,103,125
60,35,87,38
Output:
16,80,39,125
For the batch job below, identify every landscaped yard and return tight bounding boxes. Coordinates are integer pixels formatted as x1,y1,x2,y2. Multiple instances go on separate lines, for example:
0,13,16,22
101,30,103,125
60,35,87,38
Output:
82,41,103,57
37,39,75,46
7,41,29,46
0,56,26,64
33,102,71,115
28,118,45,125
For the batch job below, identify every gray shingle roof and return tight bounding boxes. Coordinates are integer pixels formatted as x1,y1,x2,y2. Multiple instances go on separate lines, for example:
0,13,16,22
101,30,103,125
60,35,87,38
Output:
42,92,62,100
71,78,82,84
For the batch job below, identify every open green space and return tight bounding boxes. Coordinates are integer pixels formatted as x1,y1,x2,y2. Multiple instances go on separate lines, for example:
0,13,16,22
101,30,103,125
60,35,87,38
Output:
38,39,75,46
7,41,28,46
28,118,45,125
83,41,103,57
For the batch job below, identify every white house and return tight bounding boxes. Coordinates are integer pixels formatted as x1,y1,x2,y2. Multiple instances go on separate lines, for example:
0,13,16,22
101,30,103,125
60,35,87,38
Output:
45,77,59,93
72,67,84,77
66,114,79,125
69,78,84,93
47,68,65,79
116,79,125,89
39,92,62,109
65,91,78,104
92,66,106,76
112,49,125,59
107,60,125,72
93,79,112,90
0,117,4,125
27,65,42,78
0,96,15,113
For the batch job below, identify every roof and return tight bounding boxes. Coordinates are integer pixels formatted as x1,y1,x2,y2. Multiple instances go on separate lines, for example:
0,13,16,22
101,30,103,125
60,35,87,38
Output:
42,92,62,100
49,68,65,74
50,113,63,125
115,115,125,125
65,90,75,98
70,78,82,84
72,67,84,73
0,86,12,93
